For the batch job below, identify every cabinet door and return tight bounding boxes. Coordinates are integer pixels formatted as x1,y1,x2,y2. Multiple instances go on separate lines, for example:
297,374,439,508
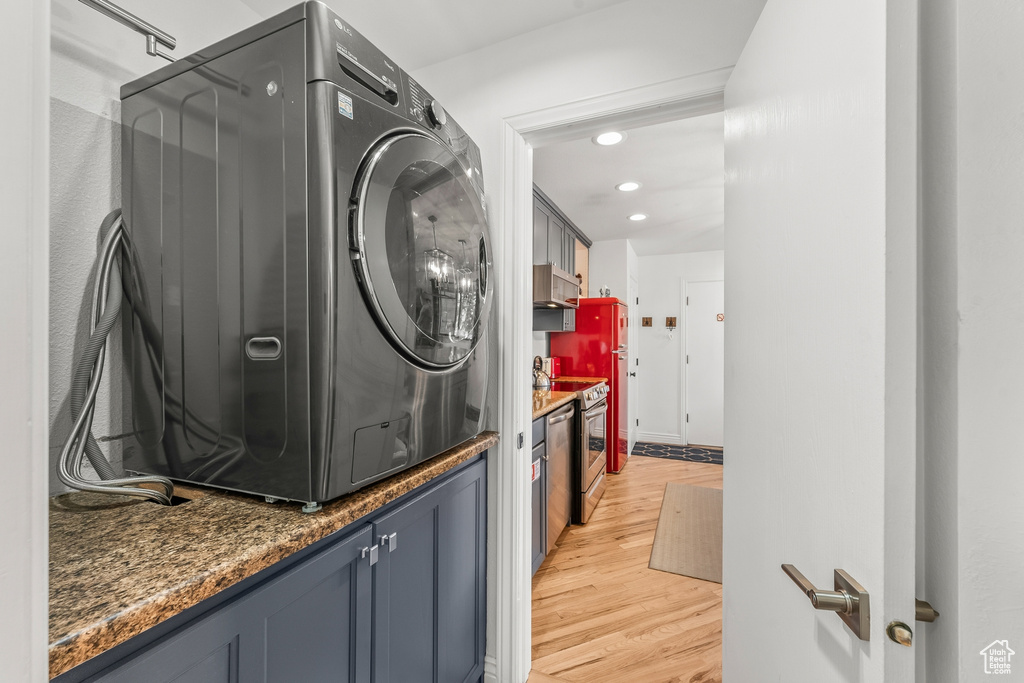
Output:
533,201,550,265
91,606,253,683
548,215,566,270
256,525,374,683
94,525,374,683
436,461,487,683
372,458,486,683
531,442,546,575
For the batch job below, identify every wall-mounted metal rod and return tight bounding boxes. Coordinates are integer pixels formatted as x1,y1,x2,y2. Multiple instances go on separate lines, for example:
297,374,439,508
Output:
78,0,176,61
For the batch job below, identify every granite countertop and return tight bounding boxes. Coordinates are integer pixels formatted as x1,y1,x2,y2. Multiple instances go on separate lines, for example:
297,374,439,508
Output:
48,431,499,679
532,390,576,420
531,376,607,420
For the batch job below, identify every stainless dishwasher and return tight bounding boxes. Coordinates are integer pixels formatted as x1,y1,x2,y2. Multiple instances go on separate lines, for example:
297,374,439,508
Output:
545,403,574,552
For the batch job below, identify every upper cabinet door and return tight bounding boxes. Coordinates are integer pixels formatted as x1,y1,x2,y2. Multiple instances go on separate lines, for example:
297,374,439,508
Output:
533,202,550,265
723,1,917,680
547,215,566,270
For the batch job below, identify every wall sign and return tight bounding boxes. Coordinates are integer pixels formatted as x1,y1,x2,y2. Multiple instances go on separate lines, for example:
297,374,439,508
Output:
717,313,725,322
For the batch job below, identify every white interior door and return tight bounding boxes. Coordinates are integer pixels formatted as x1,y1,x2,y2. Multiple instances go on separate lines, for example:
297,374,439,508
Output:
627,276,639,452
722,1,918,681
684,280,723,447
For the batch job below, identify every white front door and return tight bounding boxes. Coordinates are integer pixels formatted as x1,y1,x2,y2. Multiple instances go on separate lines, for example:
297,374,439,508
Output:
722,0,918,680
684,280,724,447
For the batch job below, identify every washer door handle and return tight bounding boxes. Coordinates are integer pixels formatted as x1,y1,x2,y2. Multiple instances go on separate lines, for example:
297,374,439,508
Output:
246,336,282,360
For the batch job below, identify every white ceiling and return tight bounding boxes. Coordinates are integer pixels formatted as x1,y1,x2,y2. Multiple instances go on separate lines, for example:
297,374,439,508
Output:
232,0,731,257
237,0,636,71
533,113,725,256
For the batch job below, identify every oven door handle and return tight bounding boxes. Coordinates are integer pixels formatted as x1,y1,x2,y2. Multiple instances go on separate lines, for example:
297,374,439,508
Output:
585,403,609,420
548,406,575,425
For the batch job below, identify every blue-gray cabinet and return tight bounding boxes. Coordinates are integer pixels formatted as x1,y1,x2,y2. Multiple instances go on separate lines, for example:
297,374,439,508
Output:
531,415,547,575
90,523,375,683
68,455,486,683
371,456,486,683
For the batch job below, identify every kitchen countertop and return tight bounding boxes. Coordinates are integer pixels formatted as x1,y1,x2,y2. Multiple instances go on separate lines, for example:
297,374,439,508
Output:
531,376,607,420
532,390,576,420
48,431,499,679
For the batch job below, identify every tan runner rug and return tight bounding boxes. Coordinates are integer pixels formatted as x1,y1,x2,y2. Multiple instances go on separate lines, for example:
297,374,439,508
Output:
649,483,723,583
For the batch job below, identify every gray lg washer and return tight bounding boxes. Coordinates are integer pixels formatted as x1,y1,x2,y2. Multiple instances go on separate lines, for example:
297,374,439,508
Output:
119,1,492,505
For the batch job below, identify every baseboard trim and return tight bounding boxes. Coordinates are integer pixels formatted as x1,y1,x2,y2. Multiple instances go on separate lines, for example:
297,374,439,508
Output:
636,432,684,446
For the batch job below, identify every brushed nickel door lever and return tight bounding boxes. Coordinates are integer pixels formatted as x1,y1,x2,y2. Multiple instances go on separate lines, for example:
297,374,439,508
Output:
782,564,871,640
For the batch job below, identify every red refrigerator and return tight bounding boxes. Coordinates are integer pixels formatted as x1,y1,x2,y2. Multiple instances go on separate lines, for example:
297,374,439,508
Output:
550,298,630,473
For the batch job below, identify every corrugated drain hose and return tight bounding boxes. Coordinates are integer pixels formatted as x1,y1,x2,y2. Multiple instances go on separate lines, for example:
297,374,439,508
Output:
57,209,174,505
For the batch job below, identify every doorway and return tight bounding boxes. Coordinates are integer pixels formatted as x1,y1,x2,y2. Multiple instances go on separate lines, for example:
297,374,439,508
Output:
505,71,732,683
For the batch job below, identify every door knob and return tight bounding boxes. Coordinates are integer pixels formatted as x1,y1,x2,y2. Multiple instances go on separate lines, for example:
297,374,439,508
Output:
781,564,870,640
887,621,913,646
629,372,636,377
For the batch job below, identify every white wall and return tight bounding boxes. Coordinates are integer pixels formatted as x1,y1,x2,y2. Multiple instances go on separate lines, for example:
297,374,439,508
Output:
48,0,263,493
917,2,1024,678
636,251,723,444
1,0,50,678
950,0,1024,676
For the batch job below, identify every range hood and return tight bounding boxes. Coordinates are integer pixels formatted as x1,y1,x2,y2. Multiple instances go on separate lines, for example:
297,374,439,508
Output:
533,264,580,309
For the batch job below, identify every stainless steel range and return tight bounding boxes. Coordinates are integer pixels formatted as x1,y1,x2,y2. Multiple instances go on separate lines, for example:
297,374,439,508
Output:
549,380,609,523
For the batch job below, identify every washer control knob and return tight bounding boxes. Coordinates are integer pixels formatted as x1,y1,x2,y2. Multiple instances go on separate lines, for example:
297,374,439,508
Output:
425,99,447,129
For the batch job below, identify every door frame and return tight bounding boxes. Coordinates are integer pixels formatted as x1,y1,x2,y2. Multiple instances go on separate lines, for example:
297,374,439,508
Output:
2,0,50,679
489,66,732,683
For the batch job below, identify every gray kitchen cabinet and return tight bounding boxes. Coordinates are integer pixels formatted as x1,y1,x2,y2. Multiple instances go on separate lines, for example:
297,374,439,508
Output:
533,201,552,266
70,455,487,683
533,186,588,275
91,524,374,683
371,459,486,683
531,437,546,575
547,214,568,272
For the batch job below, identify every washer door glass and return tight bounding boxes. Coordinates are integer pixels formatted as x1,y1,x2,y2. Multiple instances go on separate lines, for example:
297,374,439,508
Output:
353,132,490,368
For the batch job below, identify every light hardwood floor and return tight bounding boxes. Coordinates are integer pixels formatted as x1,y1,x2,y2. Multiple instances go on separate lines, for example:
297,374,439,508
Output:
528,455,724,683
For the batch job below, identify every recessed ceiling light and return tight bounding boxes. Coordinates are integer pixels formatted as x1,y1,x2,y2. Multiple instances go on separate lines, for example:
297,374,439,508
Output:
628,213,647,221
616,181,641,192
593,131,625,146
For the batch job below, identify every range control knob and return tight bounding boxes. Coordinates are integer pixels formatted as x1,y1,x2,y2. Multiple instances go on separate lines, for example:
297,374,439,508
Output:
425,99,447,129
